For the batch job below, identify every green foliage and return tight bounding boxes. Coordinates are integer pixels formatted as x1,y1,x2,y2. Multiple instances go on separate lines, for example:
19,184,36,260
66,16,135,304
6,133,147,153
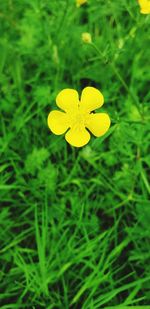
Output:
0,0,150,308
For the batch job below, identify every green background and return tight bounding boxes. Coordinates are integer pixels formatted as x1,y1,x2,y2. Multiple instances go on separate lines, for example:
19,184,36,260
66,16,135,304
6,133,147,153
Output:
0,0,150,308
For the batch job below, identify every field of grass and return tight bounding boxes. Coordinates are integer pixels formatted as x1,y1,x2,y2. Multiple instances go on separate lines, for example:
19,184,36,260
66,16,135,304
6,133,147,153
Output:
0,0,150,308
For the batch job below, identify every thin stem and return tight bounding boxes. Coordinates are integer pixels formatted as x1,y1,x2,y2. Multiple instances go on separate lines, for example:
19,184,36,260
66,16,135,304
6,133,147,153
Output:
90,42,144,119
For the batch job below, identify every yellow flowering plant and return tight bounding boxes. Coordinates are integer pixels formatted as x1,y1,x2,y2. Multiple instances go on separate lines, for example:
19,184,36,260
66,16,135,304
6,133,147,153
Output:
138,0,150,14
48,87,111,148
82,32,92,44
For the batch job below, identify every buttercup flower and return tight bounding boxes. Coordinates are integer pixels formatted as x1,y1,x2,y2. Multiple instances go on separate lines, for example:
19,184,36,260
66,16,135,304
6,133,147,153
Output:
76,0,87,8
82,32,92,44
138,0,150,14
48,87,111,148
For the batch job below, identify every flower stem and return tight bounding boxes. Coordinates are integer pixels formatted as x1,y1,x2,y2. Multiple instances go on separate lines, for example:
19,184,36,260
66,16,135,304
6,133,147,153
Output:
90,42,144,119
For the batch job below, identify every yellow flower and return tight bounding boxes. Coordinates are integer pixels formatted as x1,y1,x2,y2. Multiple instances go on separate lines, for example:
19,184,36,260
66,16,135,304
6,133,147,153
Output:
76,0,87,8
48,87,111,148
82,32,92,44
138,0,150,14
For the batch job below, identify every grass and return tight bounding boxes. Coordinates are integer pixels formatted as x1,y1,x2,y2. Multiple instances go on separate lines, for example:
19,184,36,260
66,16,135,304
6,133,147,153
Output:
0,0,150,308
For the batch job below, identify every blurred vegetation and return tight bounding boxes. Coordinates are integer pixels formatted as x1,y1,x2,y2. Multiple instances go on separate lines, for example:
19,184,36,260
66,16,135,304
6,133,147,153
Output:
0,0,150,308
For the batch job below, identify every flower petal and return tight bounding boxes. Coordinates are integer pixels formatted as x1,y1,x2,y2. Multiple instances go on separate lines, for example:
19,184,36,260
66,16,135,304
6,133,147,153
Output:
65,126,90,147
56,89,79,112
86,113,111,137
48,110,69,135
138,0,150,13
80,87,104,112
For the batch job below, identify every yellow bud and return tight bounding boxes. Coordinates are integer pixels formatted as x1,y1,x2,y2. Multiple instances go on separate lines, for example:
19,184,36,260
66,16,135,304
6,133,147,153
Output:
82,32,92,44
76,0,87,8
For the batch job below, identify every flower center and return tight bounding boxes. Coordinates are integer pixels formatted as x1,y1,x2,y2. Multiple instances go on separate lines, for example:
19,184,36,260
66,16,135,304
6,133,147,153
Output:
75,113,84,123
69,112,86,130
68,110,90,131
